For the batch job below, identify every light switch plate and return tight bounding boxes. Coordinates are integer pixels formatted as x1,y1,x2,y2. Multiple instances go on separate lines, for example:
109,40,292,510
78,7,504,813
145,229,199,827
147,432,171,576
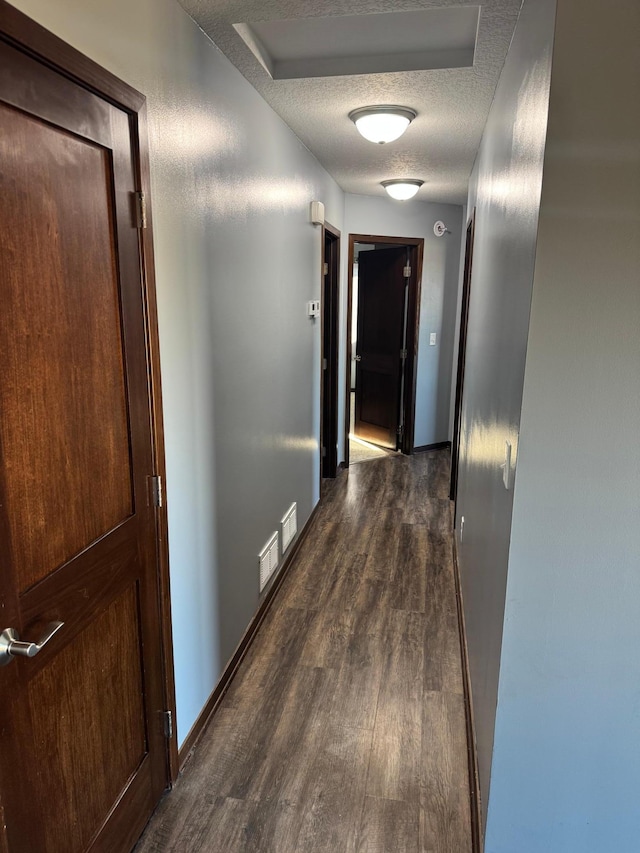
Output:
429,332,437,346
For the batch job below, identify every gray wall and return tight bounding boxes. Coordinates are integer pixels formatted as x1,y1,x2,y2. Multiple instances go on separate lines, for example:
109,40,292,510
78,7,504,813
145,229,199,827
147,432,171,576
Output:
343,194,462,454
485,0,640,849
455,0,557,819
11,0,344,745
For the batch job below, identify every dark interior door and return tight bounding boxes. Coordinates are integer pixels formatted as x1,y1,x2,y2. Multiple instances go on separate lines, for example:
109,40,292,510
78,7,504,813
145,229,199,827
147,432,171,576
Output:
354,246,407,449
321,228,340,478
0,36,167,853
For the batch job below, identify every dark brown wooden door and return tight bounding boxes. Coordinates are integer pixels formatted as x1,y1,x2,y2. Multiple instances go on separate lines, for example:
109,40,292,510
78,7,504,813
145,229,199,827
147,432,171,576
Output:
321,227,340,478
354,246,407,449
0,36,167,853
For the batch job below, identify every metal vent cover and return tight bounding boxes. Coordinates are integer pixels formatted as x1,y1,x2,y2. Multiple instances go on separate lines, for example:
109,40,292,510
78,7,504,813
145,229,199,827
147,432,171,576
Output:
259,531,279,591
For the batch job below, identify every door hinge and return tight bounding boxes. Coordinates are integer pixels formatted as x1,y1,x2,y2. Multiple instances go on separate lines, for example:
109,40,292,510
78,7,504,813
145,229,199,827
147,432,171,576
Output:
163,710,173,739
400,349,408,361
322,446,327,457
403,264,411,278
0,802,8,853
151,474,163,508
135,191,148,229
323,262,329,275
397,424,405,436
322,357,328,370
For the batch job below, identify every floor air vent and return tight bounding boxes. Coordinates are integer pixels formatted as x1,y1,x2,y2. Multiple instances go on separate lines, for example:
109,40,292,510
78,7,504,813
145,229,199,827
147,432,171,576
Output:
281,503,297,553
259,532,279,592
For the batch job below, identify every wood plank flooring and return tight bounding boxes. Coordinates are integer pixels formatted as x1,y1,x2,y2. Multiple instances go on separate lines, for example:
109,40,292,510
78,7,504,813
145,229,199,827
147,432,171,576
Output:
135,449,472,853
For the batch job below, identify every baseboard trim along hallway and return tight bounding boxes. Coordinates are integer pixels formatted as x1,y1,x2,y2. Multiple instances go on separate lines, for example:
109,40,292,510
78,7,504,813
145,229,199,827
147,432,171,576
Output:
453,539,484,853
136,449,473,852
177,502,322,768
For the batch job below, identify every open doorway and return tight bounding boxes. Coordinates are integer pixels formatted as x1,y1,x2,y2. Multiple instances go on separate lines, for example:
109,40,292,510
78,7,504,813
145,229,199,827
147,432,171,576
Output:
344,234,424,466
321,222,341,479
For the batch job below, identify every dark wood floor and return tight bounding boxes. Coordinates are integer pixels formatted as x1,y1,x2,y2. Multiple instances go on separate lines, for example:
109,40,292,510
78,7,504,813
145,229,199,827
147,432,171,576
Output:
135,450,472,853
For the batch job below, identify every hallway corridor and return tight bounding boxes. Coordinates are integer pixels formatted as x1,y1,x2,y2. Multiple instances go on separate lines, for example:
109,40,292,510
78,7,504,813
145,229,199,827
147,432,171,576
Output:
135,450,472,852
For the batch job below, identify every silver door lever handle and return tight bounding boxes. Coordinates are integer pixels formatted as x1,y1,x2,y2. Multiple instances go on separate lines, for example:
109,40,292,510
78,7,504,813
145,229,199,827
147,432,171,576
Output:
0,622,64,667
354,355,362,361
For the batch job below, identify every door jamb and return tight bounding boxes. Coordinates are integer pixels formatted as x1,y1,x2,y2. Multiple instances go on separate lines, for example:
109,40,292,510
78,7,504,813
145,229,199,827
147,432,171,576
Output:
344,233,424,465
450,210,476,514
0,1,178,783
320,221,341,481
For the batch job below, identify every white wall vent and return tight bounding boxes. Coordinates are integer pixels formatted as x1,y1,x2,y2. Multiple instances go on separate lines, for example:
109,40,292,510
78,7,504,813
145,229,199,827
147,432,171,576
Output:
259,531,279,592
281,503,297,553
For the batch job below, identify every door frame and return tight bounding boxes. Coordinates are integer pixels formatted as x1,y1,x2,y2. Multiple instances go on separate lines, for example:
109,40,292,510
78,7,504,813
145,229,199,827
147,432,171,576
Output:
320,221,341,480
450,210,476,511
0,1,178,782
344,233,424,464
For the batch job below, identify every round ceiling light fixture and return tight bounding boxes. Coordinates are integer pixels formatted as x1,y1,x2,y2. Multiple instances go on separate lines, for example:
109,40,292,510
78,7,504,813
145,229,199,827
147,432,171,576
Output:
349,105,417,144
381,179,424,201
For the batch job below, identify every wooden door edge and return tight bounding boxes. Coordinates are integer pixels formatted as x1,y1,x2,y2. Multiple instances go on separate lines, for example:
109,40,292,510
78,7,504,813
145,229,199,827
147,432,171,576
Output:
402,240,424,454
0,4,178,786
319,225,326,486
135,103,179,784
343,236,356,467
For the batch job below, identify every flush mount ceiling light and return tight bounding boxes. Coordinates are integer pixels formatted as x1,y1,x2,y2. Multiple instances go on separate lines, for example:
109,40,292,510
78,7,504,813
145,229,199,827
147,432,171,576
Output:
381,179,424,200
349,106,417,144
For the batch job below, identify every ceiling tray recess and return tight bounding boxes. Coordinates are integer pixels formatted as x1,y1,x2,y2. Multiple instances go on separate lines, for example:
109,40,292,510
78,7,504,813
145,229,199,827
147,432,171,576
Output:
234,6,480,80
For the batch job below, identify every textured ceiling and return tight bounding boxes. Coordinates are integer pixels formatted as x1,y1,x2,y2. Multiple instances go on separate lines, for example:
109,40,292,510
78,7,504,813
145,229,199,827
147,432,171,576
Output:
178,0,523,204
